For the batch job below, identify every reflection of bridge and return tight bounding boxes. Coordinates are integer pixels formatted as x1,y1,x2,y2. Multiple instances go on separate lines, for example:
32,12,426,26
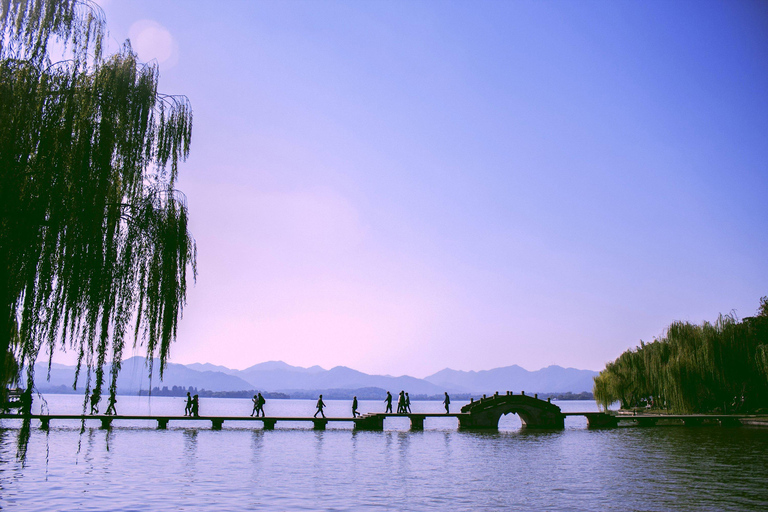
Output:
2,392,763,430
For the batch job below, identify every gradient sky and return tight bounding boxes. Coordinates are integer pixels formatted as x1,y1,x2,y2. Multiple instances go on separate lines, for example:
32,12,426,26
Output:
72,0,768,377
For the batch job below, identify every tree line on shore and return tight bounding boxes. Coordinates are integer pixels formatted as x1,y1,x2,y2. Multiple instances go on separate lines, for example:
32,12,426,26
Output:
593,297,768,413
138,386,289,400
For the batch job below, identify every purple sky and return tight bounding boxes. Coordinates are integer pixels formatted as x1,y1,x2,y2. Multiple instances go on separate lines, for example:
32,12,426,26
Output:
75,1,768,377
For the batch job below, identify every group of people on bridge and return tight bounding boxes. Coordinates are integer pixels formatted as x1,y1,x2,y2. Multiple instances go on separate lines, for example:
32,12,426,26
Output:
384,391,450,414
251,393,266,417
90,389,452,418
89,392,118,416
184,392,200,417
384,391,413,414
240,391,452,418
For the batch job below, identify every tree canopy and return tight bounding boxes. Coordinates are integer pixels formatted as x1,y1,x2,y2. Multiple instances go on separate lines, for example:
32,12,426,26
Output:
593,297,768,413
1,0,196,409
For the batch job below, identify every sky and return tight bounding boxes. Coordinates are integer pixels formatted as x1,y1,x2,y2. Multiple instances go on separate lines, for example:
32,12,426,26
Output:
70,0,768,377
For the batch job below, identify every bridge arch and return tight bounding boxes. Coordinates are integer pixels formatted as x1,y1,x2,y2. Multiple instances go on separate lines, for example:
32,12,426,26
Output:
459,393,564,429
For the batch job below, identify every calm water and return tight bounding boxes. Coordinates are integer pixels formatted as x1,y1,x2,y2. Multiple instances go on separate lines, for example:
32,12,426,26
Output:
1,396,767,511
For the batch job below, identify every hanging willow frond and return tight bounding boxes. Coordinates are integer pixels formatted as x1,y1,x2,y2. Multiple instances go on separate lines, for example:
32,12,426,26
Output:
0,0,196,409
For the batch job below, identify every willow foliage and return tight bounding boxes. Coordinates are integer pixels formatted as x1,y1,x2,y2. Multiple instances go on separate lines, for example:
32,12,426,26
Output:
1,0,196,408
594,297,768,413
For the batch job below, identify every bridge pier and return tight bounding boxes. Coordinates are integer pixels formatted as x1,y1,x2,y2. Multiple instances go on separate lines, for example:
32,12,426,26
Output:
458,414,492,429
409,415,425,430
157,418,169,430
262,419,276,430
100,417,113,430
211,419,224,430
354,414,384,431
313,419,328,430
719,417,742,427
585,413,618,428
636,417,657,427
40,417,50,430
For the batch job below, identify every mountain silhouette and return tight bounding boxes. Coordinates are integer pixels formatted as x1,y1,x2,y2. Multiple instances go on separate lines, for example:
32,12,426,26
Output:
424,365,596,393
32,358,597,395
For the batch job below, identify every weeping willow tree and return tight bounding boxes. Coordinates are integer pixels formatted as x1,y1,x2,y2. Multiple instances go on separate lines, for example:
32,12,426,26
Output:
0,0,196,411
594,297,768,413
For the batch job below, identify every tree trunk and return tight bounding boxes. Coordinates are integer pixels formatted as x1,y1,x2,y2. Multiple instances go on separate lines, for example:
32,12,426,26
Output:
0,246,12,403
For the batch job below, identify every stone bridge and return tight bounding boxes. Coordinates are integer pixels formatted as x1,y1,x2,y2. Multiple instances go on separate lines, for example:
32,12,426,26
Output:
458,392,565,429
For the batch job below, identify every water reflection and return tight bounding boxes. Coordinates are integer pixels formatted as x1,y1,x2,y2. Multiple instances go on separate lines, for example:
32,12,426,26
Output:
182,428,198,478
250,429,264,455
396,431,411,491
312,430,325,481
443,431,452,458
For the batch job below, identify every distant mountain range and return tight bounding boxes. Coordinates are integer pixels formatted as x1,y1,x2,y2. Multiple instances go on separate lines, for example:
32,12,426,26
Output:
424,365,597,395
32,357,598,397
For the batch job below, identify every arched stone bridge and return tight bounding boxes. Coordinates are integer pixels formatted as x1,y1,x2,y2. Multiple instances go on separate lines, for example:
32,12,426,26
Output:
458,392,565,429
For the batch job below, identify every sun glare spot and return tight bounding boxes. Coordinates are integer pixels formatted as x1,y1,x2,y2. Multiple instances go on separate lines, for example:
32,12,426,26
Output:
128,19,177,67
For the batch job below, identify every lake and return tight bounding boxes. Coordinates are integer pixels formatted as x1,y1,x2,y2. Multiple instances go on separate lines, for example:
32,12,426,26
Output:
1,395,767,511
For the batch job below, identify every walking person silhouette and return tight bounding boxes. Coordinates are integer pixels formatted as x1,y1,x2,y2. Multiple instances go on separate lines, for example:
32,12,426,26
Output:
443,392,450,414
405,392,412,413
105,394,117,415
19,389,32,416
89,391,99,415
191,394,200,417
314,394,326,418
256,393,266,417
397,391,405,414
184,391,192,416
352,396,359,417
251,394,258,416
384,391,393,413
